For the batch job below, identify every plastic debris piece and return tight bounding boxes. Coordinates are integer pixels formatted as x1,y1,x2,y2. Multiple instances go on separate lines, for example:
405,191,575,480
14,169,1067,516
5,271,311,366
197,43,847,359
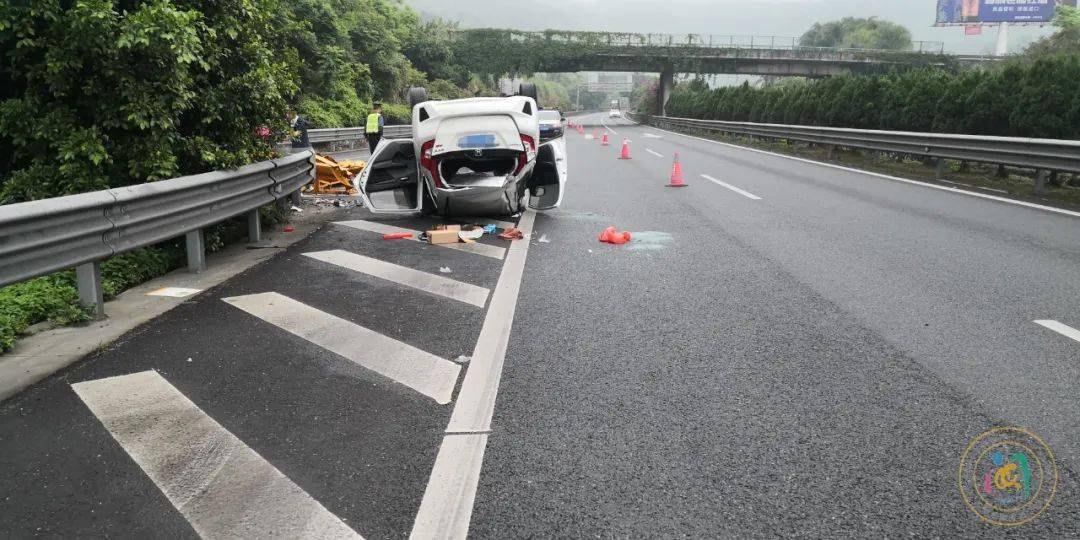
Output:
454,355,472,364
290,205,303,213
598,226,632,245
498,228,524,240
459,229,484,241
439,267,452,273
537,234,550,243
382,232,413,240
283,226,295,233
483,224,498,234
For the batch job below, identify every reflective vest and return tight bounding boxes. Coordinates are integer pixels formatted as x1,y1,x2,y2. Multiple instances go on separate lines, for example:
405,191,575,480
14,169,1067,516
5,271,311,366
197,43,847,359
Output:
366,113,381,133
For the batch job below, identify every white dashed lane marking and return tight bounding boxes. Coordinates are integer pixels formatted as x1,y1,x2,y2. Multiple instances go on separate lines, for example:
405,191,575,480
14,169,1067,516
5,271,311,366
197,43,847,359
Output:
1034,320,1080,344
700,174,762,200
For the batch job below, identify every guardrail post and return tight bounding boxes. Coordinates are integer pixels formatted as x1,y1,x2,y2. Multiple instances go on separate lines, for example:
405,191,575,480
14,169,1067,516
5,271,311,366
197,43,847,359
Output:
826,144,837,160
935,158,948,179
76,262,105,318
247,209,262,243
1034,169,1049,196
186,229,206,273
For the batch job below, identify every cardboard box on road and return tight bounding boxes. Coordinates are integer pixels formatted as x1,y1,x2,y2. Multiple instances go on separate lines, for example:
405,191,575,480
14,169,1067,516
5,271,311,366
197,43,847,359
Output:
427,229,460,244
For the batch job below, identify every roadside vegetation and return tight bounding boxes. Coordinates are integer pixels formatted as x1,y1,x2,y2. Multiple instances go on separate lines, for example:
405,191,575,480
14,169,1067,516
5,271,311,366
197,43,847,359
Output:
0,0,488,351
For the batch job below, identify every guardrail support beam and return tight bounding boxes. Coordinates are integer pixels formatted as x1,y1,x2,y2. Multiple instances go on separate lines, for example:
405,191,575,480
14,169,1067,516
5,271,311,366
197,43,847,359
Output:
76,262,105,318
935,158,948,180
247,209,262,243
186,229,206,273
1034,169,1049,196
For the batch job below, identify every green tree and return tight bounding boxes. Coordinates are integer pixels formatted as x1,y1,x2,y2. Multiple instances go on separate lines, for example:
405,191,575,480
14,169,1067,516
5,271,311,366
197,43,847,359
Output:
1024,5,1080,57
0,0,298,203
800,17,913,50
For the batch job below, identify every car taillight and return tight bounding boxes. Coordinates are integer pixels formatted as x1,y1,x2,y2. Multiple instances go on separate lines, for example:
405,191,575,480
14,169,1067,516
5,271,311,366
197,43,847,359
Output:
515,134,536,175
420,139,443,188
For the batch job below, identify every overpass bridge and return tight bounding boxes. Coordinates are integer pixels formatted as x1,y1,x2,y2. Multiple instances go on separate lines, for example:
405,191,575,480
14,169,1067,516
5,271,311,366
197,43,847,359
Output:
450,30,996,113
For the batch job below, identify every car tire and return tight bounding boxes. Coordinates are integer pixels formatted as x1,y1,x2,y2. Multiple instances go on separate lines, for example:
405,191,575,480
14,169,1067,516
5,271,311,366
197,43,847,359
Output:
518,83,539,102
408,87,429,108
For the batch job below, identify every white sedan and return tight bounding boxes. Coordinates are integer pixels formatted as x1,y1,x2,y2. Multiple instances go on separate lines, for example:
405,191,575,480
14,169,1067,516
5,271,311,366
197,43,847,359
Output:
355,85,566,217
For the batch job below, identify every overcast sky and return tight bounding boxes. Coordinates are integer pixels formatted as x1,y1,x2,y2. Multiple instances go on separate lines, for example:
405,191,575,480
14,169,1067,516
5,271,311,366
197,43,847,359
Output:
406,0,1056,54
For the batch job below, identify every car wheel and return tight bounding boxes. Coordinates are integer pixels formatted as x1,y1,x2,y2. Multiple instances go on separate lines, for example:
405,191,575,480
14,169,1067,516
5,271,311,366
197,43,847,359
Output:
518,83,538,102
408,87,429,108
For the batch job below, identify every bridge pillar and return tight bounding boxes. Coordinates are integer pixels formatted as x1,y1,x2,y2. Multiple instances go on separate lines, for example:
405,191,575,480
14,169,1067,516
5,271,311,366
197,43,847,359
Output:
659,64,675,116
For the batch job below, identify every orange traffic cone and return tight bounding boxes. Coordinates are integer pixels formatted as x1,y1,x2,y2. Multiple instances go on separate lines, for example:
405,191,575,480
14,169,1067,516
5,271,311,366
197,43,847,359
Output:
667,152,688,187
618,139,631,160
593,129,600,140
578,125,585,135
601,133,609,146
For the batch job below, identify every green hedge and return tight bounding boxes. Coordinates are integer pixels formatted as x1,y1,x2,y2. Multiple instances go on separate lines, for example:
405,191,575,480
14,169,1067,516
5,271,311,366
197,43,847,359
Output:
665,54,1080,139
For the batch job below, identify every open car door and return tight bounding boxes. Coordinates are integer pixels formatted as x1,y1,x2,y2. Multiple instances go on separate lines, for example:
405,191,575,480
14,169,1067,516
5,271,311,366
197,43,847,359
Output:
527,139,566,210
355,138,423,214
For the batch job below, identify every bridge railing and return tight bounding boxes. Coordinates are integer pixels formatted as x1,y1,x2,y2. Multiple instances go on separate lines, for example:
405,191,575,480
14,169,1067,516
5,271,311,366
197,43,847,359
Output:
454,29,945,55
634,114,1080,191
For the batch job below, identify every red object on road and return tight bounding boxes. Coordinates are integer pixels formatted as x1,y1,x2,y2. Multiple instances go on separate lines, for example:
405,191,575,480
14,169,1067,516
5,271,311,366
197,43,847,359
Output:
618,139,631,160
601,133,609,146
283,226,295,233
598,226,632,245
668,152,688,187
382,232,413,240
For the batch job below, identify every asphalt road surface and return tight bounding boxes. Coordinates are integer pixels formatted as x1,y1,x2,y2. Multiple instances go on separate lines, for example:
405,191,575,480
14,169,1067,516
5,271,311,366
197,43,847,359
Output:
1,112,1078,538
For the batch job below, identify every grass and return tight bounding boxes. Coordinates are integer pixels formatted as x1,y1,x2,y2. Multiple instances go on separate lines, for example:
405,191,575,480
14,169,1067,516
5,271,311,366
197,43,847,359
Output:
674,127,1080,211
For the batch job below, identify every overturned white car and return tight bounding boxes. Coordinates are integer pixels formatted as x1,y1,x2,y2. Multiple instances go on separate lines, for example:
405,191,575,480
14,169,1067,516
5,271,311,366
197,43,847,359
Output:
355,84,566,217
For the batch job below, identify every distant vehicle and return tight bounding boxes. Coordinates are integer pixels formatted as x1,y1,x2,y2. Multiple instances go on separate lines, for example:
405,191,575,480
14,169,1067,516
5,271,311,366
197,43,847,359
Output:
354,84,566,217
609,109,621,118
538,110,565,142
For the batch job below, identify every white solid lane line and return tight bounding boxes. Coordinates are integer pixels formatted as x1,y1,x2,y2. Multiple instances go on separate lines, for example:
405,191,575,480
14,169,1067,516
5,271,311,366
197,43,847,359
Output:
223,292,461,404
1034,320,1080,344
700,174,763,200
645,149,664,158
304,250,490,308
73,371,362,539
411,209,537,539
335,220,505,261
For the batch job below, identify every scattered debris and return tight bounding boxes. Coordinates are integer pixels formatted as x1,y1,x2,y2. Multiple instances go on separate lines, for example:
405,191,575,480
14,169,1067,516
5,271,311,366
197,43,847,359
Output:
459,229,484,242
186,358,193,363
290,205,303,213
382,232,413,240
427,229,460,244
599,226,632,245
147,287,202,298
454,355,472,364
537,234,550,243
439,267,452,274
498,228,524,240
483,224,499,234
312,154,364,195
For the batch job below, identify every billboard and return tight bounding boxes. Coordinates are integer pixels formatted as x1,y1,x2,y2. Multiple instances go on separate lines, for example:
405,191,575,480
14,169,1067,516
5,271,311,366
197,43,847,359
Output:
936,0,1077,25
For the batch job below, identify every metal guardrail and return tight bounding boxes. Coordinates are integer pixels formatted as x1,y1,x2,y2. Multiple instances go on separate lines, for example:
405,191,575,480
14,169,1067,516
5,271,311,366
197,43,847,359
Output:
307,125,411,144
642,115,1080,188
0,151,316,316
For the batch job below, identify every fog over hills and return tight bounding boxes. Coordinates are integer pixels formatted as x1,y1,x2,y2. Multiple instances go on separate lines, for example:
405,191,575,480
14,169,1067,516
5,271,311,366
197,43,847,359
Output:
406,0,1055,54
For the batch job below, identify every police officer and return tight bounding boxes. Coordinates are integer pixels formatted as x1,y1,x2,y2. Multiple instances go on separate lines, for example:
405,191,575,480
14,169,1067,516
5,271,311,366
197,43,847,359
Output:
288,108,310,151
365,102,384,153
